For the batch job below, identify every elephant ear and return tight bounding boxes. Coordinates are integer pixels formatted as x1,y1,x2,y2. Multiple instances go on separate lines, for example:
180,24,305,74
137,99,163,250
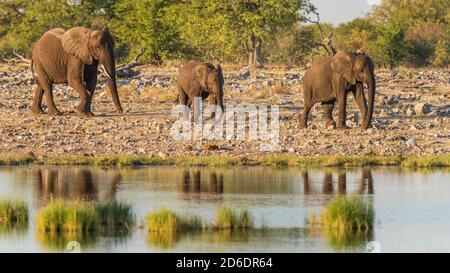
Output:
61,27,93,65
331,51,356,85
217,64,224,86
192,65,209,90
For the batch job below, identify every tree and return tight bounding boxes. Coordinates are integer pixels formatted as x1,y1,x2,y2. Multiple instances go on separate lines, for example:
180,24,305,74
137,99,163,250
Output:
334,18,376,53
433,40,449,68
372,22,406,69
369,0,449,67
168,0,313,67
112,0,185,63
0,0,113,59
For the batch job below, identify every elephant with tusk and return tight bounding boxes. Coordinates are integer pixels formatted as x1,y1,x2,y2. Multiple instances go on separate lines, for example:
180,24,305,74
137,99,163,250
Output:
300,50,376,129
31,27,123,116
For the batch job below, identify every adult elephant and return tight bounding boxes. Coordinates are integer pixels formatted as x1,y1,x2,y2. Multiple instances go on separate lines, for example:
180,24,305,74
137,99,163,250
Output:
176,60,224,121
31,27,123,116
300,51,376,129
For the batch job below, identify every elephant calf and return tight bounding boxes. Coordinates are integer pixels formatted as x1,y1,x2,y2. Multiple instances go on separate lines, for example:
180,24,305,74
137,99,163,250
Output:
176,60,224,121
31,27,123,116
301,50,376,129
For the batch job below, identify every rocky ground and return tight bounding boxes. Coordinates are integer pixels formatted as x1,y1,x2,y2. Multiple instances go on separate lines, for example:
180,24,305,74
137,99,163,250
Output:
0,63,449,158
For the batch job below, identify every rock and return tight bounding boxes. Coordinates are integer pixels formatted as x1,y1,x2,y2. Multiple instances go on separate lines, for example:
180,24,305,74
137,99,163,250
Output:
240,67,251,79
288,147,295,153
405,108,416,116
406,138,417,147
414,103,432,115
157,151,168,159
202,143,220,151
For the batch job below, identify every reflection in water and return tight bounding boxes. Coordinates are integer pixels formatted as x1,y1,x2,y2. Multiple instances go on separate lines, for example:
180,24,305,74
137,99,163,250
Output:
309,228,373,252
302,169,374,195
36,231,97,252
4,165,437,252
32,168,122,204
180,170,224,200
358,169,374,195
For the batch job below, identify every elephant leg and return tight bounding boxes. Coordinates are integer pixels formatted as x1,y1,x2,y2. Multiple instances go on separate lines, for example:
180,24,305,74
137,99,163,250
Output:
85,74,98,117
299,103,312,129
39,76,61,116
322,102,336,128
69,80,90,116
189,91,203,123
337,90,348,129
31,84,45,114
353,83,367,128
191,95,201,123
177,86,190,121
208,94,217,119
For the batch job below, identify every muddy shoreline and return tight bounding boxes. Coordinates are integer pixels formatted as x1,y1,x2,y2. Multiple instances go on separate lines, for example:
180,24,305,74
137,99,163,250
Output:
0,64,449,159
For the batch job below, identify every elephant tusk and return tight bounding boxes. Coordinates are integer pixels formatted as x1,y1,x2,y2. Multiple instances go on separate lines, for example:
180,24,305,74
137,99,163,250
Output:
102,64,112,79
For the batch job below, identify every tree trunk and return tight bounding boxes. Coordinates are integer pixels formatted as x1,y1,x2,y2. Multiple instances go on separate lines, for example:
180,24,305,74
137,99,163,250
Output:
247,34,264,68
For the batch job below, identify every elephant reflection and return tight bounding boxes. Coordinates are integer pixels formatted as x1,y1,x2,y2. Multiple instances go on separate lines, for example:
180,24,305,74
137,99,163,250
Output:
32,168,122,204
180,170,224,199
302,169,373,195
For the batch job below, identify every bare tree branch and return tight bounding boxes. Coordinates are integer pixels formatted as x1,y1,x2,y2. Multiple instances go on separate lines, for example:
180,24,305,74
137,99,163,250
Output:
305,10,336,56
3,51,31,65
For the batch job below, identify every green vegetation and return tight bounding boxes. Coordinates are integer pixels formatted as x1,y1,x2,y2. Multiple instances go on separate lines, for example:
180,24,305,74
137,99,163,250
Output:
147,208,203,233
35,199,134,234
1,153,449,168
0,199,28,228
310,197,374,233
147,206,253,234
213,206,253,230
94,201,134,231
35,200,97,234
0,154,36,166
1,0,446,67
401,154,450,168
321,229,373,252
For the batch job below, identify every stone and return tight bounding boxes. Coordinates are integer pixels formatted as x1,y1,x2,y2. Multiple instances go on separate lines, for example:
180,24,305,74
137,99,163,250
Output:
414,103,432,115
240,67,251,79
405,108,416,116
406,138,417,147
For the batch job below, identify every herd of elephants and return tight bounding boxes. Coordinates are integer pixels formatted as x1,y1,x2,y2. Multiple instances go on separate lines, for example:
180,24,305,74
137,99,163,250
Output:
30,27,376,130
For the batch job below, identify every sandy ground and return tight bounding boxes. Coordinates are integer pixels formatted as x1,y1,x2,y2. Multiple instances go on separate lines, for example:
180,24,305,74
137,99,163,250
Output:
0,63,449,157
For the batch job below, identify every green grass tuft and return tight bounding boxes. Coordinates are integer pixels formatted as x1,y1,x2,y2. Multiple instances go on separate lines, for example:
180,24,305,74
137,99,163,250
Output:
147,208,203,234
94,200,134,231
317,197,374,233
213,206,253,230
0,199,28,228
35,199,134,234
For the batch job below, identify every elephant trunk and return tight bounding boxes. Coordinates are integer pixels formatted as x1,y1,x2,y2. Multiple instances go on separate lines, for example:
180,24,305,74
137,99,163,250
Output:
102,46,123,114
364,66,376,129
215,86,224,120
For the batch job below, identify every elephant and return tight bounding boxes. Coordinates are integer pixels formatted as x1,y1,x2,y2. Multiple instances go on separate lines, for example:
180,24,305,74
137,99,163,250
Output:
176,60,224,121
300,50,376,129
31,27,123,116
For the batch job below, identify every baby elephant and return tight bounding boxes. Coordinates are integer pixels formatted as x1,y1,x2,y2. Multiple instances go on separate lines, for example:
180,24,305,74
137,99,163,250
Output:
176,60,224,121
301,50,376,129
31,27,123,116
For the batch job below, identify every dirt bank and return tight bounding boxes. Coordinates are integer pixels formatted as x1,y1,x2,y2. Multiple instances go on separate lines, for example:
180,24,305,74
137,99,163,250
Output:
0,63,449,158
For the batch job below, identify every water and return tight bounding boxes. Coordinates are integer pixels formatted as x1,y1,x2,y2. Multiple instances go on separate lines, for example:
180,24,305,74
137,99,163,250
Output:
0,166,449,253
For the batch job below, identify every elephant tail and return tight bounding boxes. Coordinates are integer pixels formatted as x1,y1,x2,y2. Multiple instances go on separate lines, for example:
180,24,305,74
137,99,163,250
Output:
30,59,37,81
